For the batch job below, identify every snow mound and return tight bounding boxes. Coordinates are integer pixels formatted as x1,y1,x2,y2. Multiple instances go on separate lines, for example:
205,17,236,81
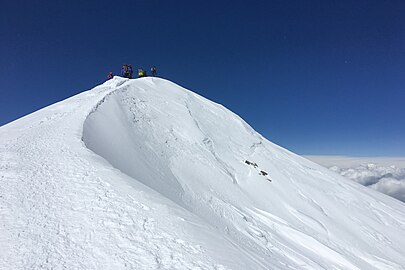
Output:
1,77,405,269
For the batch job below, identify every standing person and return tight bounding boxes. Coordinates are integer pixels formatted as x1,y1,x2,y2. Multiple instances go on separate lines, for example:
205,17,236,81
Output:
138,68,144,78
124,64,130,78
128,64,133,79
107,71,113,80
151,66,157,77
121,64,132,78
121,65,127,77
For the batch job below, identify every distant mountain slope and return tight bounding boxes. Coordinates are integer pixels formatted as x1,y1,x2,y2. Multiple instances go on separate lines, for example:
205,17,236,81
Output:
1,77,404,269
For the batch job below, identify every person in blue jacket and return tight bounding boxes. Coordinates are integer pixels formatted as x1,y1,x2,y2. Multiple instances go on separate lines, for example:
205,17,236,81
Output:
121,64,134,78
121,64,128,78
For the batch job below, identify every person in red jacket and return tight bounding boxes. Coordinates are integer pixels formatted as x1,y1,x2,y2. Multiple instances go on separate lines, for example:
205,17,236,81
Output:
107,71,113,80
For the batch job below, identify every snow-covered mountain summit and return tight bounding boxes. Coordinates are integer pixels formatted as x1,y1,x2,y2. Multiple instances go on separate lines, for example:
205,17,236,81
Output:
1,77,404,269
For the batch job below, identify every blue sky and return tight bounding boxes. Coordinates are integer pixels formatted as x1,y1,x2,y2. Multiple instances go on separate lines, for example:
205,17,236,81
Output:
1,0,404,156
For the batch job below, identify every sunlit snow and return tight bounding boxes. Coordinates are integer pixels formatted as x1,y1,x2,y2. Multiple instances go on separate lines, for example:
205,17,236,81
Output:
1,77,404,269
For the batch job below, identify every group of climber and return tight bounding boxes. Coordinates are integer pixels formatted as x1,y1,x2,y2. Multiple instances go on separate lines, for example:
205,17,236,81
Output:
107,65,157,80
138,66,158,78
121,64,134,78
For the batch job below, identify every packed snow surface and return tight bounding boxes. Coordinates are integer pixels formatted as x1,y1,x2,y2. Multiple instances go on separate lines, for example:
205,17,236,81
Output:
1,77,405,269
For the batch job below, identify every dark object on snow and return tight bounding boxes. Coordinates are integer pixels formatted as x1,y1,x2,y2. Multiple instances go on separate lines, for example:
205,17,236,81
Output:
245,160,272,182
245,160,258,168
151,66,157,77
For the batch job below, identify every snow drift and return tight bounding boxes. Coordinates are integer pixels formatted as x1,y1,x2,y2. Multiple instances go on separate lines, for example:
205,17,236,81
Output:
1,77,405,269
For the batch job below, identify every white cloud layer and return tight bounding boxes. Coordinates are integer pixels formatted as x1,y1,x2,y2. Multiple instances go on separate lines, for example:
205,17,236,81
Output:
329,164,405,202
305,156,405,203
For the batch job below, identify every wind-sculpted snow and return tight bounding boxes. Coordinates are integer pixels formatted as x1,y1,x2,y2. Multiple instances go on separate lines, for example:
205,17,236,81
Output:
82,78,405,269
1,77,405,269
0,78,243,270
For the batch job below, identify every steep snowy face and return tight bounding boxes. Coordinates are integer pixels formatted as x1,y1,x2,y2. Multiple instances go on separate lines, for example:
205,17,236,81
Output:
1,78,254,270
2,77,405,269
83,78,405,269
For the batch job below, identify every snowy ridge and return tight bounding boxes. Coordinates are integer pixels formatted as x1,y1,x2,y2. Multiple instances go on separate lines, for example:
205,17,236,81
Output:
1,77,405,269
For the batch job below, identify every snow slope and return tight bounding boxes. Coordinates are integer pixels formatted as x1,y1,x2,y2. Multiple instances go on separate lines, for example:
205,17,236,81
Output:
1,77,405,269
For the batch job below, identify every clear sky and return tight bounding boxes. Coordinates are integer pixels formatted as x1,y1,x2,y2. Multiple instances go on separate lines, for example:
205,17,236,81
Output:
1,0,404,156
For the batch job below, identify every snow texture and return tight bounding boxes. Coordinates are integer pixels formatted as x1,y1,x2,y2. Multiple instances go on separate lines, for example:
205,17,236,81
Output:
306,156,405,203
1,77,405,269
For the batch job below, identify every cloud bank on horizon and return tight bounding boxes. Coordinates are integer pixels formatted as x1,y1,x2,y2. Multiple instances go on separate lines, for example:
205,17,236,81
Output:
330,164,405,202
306,156,405,203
